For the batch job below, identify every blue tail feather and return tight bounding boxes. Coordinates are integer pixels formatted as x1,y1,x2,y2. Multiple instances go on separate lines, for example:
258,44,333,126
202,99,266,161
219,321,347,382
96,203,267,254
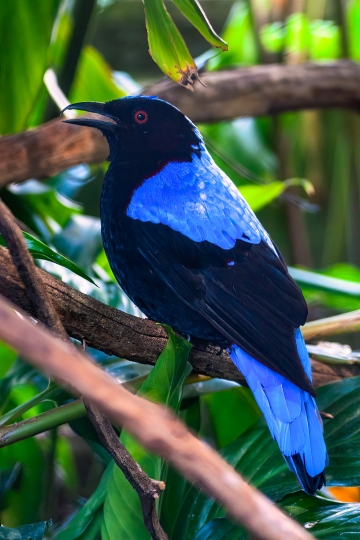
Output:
228,330,328,495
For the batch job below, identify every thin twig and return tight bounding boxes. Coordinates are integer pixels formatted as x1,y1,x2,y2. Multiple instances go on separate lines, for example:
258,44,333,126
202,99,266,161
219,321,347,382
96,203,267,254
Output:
0,294,314,540
84,400,167,540
0,201,167,540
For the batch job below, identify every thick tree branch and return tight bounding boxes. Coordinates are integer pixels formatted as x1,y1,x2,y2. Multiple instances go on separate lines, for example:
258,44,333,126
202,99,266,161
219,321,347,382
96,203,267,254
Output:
0,294,314,540
0,207,167,540
0,246,359,388
1,61,360,187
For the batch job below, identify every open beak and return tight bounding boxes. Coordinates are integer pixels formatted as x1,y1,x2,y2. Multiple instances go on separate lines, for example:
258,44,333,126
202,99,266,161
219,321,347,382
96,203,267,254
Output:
61,101,118,132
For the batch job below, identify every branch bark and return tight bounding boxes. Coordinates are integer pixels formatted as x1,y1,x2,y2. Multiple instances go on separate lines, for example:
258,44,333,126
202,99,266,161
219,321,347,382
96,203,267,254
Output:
1,61,360,188
0,293,314,540
0,204,167,540
0,245,358,388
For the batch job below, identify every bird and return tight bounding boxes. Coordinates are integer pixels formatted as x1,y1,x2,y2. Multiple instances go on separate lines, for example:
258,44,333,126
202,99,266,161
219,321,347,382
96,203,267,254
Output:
62,95,328,494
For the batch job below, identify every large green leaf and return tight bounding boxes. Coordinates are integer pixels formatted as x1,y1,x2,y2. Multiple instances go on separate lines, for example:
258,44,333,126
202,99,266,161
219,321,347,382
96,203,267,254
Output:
194,492,360,539
0,231,95,285
54,464,112,540
171,375,360,538
101,327,192,540
69,46,126,104
204,386,261,448
143,0,197,86
171,0,227,50
0,0,60,134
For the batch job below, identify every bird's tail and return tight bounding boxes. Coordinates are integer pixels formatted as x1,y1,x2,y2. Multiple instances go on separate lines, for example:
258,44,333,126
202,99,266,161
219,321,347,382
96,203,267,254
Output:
228,329,328,495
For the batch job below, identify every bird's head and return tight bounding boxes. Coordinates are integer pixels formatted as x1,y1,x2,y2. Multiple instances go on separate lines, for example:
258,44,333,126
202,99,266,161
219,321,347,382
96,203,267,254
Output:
62,95,203,163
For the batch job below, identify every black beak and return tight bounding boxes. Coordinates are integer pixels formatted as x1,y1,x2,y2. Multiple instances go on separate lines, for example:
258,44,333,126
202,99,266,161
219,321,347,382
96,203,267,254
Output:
61,101,118,132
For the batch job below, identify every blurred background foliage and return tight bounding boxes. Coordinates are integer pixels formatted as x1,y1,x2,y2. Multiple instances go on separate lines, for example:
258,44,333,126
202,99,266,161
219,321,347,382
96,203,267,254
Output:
2,0,360,538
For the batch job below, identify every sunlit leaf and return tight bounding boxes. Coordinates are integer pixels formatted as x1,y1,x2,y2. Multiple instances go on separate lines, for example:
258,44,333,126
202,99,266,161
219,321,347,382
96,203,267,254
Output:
284,13,310,59
240,178,313,212
2,181,81,242
309,20,342,60
292,263,360,312
0,231,96,286
69,45,126,103
0,0,60,134
348,0,360,60
143,0,197,87
260,22,285,53
208,1,257,70
171,0,227,50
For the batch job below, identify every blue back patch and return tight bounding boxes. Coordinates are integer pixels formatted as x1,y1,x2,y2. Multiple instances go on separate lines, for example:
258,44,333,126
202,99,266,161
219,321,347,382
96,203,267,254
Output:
126,149,274,251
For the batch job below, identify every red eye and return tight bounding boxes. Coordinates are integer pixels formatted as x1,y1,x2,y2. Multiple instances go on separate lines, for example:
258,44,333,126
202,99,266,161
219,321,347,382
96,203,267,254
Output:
134,110,148,124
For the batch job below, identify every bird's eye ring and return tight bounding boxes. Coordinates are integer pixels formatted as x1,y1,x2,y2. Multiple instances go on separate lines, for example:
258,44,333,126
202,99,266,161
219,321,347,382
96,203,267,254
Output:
134,110,148,124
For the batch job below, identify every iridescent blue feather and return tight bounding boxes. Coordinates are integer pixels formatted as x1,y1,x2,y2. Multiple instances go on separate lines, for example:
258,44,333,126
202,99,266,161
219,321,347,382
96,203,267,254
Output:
228,329,328,488
127,146,274,252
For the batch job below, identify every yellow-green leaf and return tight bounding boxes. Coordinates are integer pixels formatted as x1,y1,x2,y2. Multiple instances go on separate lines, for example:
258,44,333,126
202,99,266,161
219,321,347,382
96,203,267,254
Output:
143,0,197,87
171,0,227,50
240,178,313,212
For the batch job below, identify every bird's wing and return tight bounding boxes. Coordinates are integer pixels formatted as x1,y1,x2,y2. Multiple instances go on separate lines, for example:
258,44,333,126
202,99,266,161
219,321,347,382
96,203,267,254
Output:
126,152,274,251
130,219,314,395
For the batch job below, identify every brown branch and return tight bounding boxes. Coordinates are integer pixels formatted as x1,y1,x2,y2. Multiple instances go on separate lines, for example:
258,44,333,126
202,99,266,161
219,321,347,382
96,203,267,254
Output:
0,245,358,388
1,61,360,188
84,401,167,540
0,294,314,540
0,205,167,540
0,200,67,339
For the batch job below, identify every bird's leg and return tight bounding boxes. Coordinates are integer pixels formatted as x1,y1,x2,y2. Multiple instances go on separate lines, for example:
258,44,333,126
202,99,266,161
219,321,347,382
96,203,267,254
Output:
216,346,224,357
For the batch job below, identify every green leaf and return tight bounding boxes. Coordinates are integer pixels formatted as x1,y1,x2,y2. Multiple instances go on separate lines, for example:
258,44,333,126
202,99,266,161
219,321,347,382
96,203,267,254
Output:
291,263,360,312
309,20,342,60
171,0,227,50
194,492,360,539
204,386,261,448
101,327,192,540
0,231,96,286
260,22,285,53
0,0,60,134
0,521,49,540
348,0,360,60
69,46,126,104
143,0,198,86
284,13,311,58
172,375,360,538
207,2,258,70
2,182,81,242
240,178,313,212
54,464,112,540
0,438,43,526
